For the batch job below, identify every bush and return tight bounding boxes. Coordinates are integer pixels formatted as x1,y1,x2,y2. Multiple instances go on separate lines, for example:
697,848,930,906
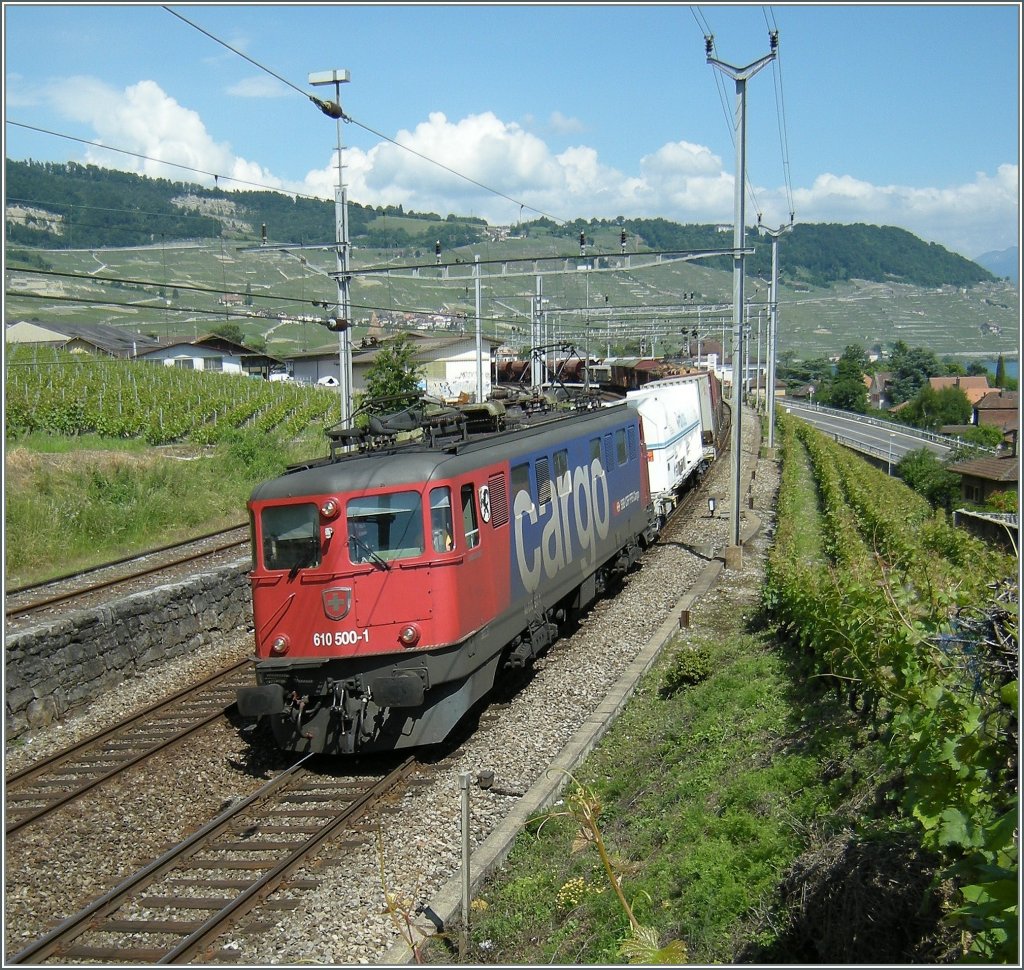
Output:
660,644,712,697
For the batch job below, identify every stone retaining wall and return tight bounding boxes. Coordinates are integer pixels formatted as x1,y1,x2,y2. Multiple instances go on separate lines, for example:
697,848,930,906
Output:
4,560,252,739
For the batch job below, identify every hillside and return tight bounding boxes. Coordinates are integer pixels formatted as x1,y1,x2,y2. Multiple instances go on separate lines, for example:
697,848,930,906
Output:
975,246,1019,283
5,159,996,289
4,159,1017,365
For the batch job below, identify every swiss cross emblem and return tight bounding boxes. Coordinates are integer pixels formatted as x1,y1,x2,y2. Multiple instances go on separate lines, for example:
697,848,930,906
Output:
322,587,352,621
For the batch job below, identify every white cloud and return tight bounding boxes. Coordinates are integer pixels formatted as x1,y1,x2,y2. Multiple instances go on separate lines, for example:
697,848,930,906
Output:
30,76,1018,259
780,166,1020,257
42,77,284,190
547,111,585,135
226,75,291,99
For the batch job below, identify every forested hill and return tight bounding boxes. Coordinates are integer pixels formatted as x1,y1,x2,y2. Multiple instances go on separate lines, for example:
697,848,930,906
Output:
5,158,995,289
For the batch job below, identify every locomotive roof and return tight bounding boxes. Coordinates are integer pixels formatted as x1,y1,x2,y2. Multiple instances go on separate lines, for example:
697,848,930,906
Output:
250,400,634,502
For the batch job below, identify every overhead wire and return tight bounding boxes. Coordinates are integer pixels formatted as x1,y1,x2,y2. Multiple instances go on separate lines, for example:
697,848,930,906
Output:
694,4,794,227
10,6,766,356
7,260,729,335
763,5,796,220
161,5,570,226
5,122,318,199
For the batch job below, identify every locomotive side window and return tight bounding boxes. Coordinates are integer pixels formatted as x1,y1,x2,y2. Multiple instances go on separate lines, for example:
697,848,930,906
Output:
553,449,571,496
589,437,602,464
430,487,455,552
261,503,321,572
460,484,480,549
615,428,628,465
346,492,424,563
511,463,533,514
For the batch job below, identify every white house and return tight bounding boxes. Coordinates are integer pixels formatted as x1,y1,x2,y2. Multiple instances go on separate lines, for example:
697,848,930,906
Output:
133,334,278,376
284,332,502,402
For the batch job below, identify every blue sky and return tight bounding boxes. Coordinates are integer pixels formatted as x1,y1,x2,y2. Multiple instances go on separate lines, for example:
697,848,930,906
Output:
4,2,1021,259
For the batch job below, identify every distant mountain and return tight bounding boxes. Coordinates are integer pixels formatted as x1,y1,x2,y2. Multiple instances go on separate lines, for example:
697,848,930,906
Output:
974,247,1019,282
4,158,999,290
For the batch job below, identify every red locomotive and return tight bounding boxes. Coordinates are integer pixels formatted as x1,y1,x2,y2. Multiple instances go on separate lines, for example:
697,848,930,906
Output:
237,399,659,755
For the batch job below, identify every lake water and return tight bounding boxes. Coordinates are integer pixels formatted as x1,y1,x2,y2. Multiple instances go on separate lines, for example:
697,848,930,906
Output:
977,358,1019,380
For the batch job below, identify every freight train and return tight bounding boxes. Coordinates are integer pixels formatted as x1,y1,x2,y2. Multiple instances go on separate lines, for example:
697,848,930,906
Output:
237,398,661,755
625,372,725,524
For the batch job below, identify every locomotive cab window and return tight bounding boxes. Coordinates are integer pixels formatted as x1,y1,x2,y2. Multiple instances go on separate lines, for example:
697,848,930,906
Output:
347,492,424,563
261,503,321,571
430,487,455,552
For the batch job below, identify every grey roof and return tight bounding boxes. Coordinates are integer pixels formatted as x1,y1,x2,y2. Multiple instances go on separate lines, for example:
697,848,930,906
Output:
38,322,163,357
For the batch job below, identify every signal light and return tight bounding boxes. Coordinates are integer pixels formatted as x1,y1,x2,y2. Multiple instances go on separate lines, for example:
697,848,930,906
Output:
270,635,290,655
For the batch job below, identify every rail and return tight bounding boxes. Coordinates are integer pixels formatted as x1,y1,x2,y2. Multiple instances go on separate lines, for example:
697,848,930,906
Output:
8,755,420,965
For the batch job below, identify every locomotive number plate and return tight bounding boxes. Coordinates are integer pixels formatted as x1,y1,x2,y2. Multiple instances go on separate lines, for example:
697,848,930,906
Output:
313,630,370,647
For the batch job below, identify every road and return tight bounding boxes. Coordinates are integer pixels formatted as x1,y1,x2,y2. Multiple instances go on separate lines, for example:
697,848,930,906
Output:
780,398,978,469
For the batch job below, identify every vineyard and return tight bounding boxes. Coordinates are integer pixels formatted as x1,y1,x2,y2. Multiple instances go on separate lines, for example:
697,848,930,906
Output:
4,346,341,445
764,410,1018,961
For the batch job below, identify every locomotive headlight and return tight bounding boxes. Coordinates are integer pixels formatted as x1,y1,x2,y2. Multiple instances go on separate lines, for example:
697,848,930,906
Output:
270,635,290,655
398,624,421,647
320,498,340,518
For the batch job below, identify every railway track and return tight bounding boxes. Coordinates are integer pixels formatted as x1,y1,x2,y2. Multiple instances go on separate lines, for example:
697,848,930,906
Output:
5,524,250,624
4,660,253,837
9,756,423,966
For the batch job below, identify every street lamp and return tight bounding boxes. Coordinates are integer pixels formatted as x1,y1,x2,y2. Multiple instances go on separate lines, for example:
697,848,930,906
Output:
309,68,352,427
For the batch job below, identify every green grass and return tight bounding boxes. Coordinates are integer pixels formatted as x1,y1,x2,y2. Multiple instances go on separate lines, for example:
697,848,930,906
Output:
445,617,893,965
4,427,318,585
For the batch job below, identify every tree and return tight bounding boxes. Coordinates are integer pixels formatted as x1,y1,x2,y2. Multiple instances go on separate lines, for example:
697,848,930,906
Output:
896,448,961,510
897,385,971,431
212,322,245,346
826,344,869,412
360,335,424,413
995,354,1007,387
888,341,942,404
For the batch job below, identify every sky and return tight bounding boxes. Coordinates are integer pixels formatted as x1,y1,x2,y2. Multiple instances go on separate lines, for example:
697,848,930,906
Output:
3,1,1021,261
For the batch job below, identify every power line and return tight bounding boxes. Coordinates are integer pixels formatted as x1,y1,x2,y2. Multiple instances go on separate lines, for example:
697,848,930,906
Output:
162,5,571,226
5,121,314,198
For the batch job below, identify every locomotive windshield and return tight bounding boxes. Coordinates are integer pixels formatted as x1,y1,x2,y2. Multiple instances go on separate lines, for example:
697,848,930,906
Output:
261,503,321,572
347,492,425,564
